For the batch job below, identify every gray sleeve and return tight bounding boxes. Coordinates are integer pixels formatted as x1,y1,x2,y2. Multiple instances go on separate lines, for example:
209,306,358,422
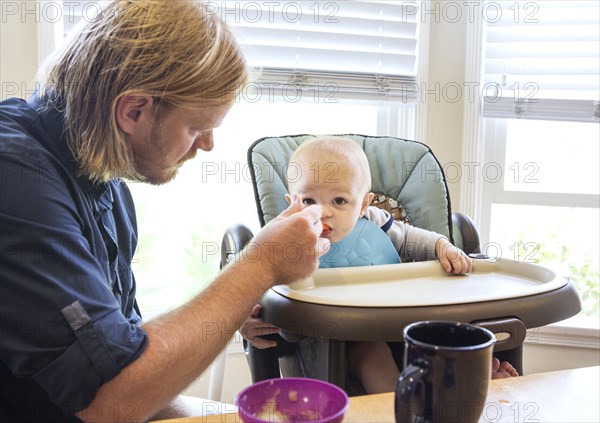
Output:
364,206,446,261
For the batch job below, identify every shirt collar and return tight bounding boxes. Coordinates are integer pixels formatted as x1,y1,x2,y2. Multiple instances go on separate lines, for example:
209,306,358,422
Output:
27,93,110,200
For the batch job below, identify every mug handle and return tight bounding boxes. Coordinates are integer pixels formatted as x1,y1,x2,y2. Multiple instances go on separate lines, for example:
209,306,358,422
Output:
395,359,431,423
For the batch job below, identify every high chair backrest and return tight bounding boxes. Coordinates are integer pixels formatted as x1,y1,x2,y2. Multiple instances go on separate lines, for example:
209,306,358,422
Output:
248,134,454,244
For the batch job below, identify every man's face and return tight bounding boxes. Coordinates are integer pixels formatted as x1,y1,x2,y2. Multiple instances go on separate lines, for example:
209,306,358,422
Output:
130,102,232,185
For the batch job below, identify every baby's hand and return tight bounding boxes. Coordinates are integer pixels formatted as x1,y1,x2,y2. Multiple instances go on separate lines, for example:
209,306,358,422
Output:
240,305,281,349
435,238,472,275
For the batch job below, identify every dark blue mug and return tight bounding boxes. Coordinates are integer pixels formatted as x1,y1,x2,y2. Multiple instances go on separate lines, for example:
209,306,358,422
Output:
395,321,496,423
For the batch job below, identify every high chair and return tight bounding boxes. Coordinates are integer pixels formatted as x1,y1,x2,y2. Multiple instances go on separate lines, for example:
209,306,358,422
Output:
221,134,581,394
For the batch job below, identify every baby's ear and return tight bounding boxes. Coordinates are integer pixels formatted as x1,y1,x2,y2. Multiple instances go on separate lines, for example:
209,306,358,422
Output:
360,192,375,216
284,193,292,204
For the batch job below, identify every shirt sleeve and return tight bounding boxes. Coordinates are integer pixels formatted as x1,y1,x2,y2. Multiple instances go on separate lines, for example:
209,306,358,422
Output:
0,138,148,412
364,206,445,261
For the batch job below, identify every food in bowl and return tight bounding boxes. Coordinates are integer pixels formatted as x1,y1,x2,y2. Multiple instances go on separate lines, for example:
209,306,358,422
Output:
236,377,349,423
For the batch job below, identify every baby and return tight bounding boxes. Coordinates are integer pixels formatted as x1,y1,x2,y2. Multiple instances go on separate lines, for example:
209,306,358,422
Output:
242,136,518,393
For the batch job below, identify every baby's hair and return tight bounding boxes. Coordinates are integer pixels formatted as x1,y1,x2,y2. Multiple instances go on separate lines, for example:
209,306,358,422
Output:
287,136,372,193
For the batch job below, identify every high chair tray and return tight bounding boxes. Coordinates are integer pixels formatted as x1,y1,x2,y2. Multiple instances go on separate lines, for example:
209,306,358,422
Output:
261,258,581,342
273,258,567,307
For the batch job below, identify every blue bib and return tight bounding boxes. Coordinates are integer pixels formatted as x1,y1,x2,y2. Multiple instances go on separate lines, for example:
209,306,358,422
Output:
319,218,401,268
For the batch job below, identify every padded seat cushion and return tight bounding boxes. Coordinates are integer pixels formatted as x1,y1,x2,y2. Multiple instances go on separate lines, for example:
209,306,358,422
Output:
248,134,453,243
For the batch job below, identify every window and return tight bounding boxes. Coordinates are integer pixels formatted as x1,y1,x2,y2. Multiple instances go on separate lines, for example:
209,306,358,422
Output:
214,0,421,101
131,99,380,313
48,1,426,314
483,118,599,318
131,0,425,313
480,1,600,321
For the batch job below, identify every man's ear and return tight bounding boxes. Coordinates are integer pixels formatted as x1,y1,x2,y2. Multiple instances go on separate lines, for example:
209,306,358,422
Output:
360,192,375,216
115,94,155,136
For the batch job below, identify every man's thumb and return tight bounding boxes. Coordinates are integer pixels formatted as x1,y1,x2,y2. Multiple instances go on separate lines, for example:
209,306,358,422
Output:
280,194,302,217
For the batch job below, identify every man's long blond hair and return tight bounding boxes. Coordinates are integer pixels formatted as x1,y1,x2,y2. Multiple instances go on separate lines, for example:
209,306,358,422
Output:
37,0,248,182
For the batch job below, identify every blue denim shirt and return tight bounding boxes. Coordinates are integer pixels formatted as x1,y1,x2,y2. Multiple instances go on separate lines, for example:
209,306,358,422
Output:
0,96,148,421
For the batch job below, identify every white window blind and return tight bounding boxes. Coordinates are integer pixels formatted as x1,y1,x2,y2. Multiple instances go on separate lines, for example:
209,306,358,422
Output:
211,0,420,101
482,0,600,122
58,0,420,101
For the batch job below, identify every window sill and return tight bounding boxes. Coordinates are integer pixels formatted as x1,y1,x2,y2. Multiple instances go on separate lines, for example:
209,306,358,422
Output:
525,315,599,349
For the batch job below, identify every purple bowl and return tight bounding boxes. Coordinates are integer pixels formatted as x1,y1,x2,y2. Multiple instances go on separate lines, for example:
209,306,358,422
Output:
235,377,349,423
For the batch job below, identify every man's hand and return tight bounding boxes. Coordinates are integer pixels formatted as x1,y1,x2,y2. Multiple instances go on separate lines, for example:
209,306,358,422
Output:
435,238,472,275
242,194,330,286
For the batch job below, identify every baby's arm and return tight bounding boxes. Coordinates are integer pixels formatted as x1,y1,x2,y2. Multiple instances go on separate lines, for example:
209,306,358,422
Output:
364,206,440,261
364,206,471,274
240,304,281,349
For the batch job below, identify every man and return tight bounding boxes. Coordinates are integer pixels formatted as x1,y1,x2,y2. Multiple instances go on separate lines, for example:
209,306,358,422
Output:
0,1,329,421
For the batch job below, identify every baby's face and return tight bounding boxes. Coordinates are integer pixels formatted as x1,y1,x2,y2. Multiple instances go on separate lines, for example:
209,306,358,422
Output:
288,156,370,243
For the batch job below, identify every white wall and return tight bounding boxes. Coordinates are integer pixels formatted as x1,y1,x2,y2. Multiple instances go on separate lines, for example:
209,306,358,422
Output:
1,1,597,405
0,9,38,99
183,333,600,405
424,8,468,208
524,343,599,374
182,341,252,404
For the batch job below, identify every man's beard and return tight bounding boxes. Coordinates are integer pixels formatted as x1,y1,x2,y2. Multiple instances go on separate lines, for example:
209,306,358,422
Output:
129,132,197,185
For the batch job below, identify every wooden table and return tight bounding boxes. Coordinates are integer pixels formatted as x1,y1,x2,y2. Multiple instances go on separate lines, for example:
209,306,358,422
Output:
152,366,599,422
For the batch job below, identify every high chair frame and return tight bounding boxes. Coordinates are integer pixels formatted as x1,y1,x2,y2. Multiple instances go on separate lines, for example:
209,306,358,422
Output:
222,134,581,393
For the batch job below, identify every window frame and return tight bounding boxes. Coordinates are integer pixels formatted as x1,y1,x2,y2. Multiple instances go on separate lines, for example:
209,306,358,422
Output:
482,118,599,214
462,3,600,334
